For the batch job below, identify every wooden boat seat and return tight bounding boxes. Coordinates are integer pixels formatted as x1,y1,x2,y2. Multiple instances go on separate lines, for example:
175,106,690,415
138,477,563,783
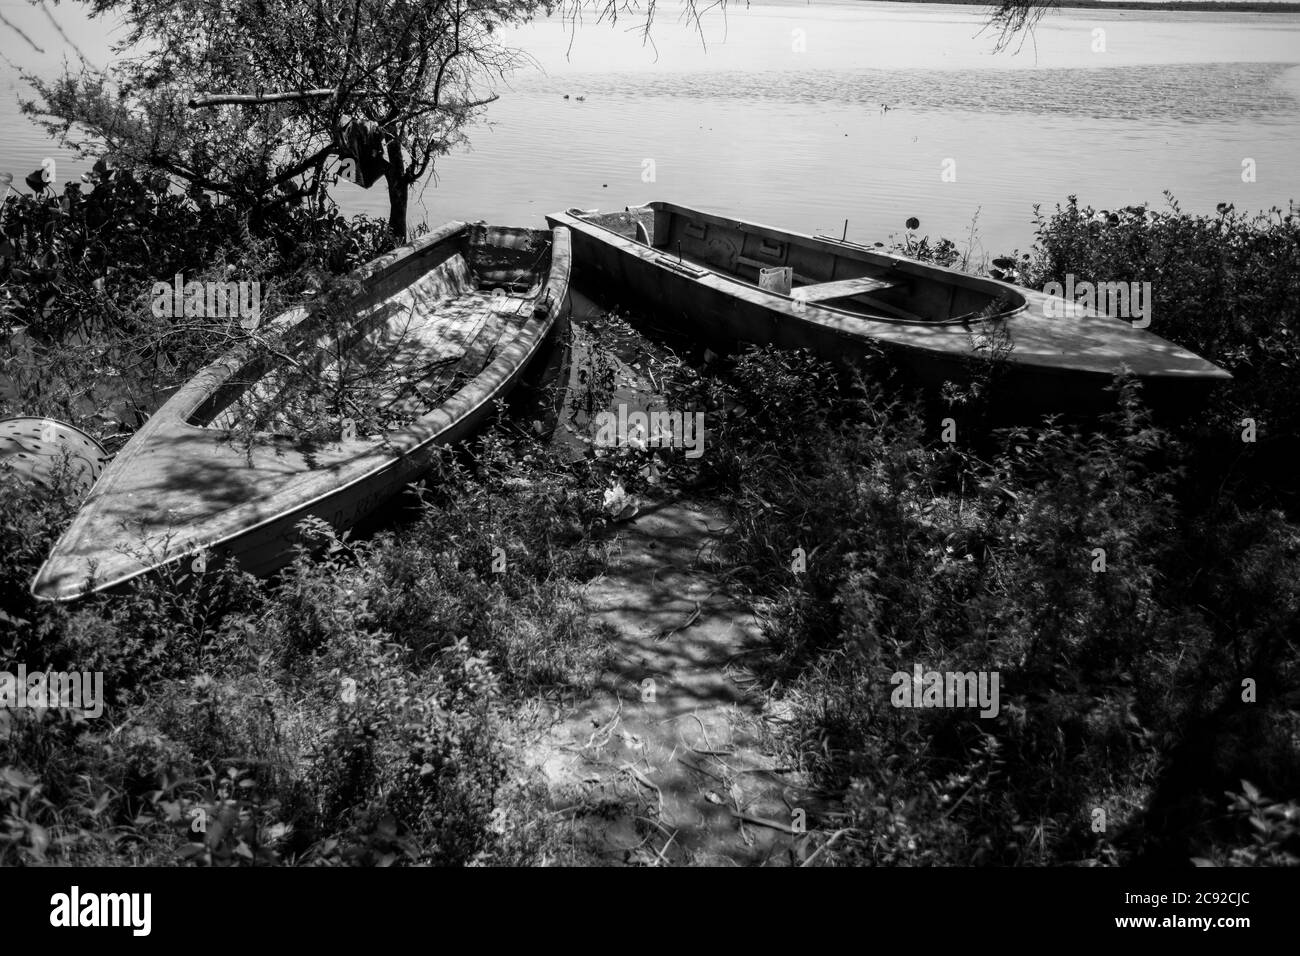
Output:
655,255,710,278
790,276,901,303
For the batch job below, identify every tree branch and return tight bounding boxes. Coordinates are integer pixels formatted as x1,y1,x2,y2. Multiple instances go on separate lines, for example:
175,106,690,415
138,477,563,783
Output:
384,92,498,128
188,88,337,108
189,88,497,114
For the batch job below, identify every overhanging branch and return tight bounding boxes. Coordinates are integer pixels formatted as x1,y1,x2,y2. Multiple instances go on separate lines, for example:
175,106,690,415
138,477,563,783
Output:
188,89,500,113
385,92,498,127
188,88,338,108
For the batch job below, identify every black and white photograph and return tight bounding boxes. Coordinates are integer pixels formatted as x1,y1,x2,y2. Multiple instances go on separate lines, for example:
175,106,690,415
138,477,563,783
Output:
0,0,1294,930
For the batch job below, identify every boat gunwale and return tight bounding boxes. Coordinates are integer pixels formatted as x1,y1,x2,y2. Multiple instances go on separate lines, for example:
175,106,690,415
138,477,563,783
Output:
592,200,1031,327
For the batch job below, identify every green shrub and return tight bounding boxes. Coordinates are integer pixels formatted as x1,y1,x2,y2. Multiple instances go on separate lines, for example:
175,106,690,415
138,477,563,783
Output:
670,340,1298,866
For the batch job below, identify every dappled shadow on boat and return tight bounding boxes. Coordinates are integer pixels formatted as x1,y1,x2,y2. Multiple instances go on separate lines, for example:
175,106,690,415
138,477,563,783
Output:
316,309,576,549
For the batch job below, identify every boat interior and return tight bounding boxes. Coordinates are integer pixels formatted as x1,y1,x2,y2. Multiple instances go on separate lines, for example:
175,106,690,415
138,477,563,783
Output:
576,202,1023,326
187,224,555,438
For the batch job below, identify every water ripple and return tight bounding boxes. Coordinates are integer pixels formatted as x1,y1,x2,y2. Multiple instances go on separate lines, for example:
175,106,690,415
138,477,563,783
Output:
527,62,1300,124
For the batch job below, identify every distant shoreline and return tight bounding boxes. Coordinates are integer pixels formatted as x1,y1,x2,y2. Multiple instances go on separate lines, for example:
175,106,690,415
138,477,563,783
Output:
886,0,1300,12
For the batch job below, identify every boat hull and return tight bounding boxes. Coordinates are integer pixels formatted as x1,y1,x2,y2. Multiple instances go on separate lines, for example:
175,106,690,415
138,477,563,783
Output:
32,222,572,602
547,202,1230,417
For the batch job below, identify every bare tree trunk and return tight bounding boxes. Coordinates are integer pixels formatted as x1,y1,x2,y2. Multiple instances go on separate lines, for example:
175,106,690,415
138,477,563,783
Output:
385,138,408,242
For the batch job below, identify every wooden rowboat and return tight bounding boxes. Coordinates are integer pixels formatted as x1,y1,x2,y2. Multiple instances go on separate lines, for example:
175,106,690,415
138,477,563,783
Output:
32,221,571,602
546,202,1229,413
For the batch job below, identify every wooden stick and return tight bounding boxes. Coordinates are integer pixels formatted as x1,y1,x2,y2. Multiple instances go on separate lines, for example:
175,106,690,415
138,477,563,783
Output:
728,809,800,834
188,89,338,108
189,89,501,112
801,828,858,867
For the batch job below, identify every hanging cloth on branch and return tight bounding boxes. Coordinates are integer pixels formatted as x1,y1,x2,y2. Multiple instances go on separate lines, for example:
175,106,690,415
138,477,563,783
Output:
336,118,390,188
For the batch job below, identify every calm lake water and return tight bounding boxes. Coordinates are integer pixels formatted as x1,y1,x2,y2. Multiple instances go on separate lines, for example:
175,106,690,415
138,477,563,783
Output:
1,1,1298,254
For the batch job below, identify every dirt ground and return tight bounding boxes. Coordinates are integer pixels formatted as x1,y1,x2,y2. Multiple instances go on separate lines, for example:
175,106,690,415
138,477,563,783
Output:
526,495,839,865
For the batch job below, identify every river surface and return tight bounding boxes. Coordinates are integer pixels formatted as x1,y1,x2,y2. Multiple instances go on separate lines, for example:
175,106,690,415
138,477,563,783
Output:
1,1,1298,254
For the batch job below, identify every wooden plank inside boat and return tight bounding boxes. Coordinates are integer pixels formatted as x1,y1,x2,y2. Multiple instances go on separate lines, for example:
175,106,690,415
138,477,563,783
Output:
791,276,901,303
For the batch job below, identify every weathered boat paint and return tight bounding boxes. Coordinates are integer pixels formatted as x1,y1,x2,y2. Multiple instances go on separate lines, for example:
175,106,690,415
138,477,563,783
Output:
32,222,572,602
547,202,1230,415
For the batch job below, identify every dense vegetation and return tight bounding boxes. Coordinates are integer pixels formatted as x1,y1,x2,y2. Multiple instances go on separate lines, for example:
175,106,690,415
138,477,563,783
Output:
663,198,1300,865
1,164,390,427
677,353,1297,865
1,177,1297,864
